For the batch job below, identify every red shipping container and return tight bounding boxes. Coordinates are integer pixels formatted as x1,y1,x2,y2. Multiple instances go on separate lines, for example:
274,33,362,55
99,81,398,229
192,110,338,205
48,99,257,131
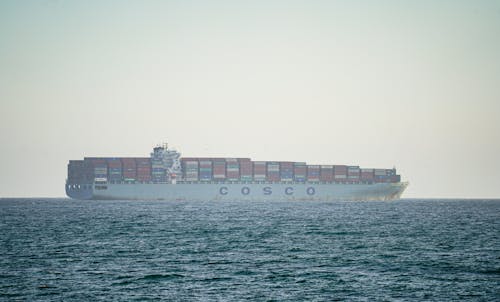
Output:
280,162,294,168
135,158,151,167
320,176,333,181
121,160,137,169
360,172,374,180
334,165,347,175
390,175,401,182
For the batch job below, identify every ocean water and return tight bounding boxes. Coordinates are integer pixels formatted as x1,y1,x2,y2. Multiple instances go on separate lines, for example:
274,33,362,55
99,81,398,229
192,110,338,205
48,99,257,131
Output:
0,199,499,301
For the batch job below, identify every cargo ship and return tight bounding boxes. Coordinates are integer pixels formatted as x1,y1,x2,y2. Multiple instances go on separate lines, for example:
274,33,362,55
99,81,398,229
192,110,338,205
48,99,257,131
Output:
66,144,408,201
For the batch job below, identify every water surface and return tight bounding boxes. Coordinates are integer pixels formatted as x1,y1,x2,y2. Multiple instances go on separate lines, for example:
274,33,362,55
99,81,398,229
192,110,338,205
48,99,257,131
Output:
1,199,499,301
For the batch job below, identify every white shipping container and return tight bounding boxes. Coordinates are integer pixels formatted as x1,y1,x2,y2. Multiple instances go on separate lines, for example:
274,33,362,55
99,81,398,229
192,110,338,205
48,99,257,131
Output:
334,175,347,179
321,165,333,169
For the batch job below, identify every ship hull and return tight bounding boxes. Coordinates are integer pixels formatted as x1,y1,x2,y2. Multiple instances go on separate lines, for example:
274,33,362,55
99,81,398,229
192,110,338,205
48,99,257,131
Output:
66,182,408,201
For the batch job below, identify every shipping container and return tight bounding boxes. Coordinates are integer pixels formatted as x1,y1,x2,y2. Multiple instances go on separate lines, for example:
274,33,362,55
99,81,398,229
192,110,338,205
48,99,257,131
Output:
266,162,280,175
334,165,347,175
307,165,320,181
294,163,307,181
121,158,136,164
239,161,252,178
348,167,360,181
106,158,122,168
253,162,267,180
360,168,374,180
212,159,226,180
320,165,334,181
135,158,151,167
374,175,391,183
226,159,239,178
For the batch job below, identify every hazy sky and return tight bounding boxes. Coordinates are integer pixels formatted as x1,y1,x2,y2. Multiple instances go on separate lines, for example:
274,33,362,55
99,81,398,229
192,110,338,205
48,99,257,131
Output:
1,0,499,198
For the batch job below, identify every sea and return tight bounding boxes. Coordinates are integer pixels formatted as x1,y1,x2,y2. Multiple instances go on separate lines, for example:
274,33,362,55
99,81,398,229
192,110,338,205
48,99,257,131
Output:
0,199,499,301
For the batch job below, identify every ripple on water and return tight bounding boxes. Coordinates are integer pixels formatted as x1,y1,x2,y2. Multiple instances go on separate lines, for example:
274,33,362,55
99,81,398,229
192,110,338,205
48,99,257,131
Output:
0,198,499,301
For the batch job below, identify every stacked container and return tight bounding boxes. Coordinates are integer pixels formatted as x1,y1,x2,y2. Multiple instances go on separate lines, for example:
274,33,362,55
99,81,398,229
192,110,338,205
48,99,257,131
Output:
334,165,347,181
213,159,226,181
121,158,137,181
320,165,334,182
199,160,212,181
226,158,240,181
267,162,280,182
68,160,85,184
136,158,152,182
85,158,107,182
280,162,294,181
391,175,401,183
82,160,94,184
347,166,360,182
294,162,307,182
183,160,199,181
374,169,389,183
360,168,374,181
307,165,320,181
239,159,253,181
69,153,402,186
253,161,266,181
107,158,122,182
181,157,201,162
386,169,396,176
151,153,166,183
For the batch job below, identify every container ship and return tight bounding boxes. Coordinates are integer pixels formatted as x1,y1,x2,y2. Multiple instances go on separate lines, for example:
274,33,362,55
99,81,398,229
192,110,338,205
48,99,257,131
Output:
66,144,408,201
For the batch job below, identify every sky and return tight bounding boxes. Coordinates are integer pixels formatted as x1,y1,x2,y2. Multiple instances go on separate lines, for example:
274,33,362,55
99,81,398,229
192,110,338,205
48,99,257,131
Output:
0,0,499,198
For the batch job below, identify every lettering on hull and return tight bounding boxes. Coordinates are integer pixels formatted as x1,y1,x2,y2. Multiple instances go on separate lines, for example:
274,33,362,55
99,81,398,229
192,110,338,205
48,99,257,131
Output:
218,186,316,196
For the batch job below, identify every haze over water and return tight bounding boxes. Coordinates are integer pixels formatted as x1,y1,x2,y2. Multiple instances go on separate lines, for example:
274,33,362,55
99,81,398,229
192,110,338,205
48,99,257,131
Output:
0,1,499,198
1,198,499,301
